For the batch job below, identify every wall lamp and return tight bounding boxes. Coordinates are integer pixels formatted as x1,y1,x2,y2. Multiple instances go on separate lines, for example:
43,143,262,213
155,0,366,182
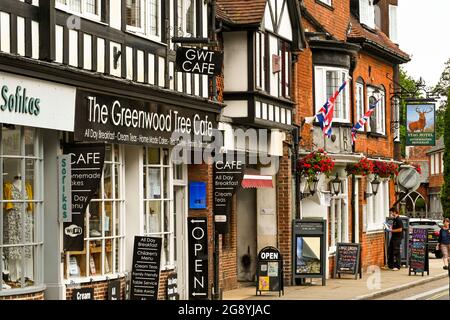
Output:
365,176,381,199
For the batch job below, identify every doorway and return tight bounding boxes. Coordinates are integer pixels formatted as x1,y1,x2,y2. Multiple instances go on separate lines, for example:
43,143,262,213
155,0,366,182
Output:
236,188,257,282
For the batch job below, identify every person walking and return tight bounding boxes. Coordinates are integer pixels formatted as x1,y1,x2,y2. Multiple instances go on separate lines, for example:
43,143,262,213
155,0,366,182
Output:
438,218,450,270
387,207,403,271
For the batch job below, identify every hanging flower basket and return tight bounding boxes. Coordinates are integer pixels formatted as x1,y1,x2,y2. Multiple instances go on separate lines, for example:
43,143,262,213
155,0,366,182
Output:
345,158,374,177
372,161,399,179
413,163,422,174
297,149,335,183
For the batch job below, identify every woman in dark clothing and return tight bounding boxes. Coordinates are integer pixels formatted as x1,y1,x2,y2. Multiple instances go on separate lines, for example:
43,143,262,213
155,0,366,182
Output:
438,218,450,270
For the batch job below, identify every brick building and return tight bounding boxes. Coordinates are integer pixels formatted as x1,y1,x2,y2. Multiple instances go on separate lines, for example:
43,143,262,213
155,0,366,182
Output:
427,138,444,219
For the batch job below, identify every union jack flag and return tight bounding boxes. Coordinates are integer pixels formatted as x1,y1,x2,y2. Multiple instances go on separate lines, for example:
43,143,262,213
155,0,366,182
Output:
316,81,347,138
351,98,381,144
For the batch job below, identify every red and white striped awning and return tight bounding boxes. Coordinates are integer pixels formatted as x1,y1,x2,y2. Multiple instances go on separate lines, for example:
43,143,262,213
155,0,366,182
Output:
241,175,273,189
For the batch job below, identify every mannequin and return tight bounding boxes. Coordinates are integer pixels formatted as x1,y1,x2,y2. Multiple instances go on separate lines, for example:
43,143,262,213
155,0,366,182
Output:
3,173,34,285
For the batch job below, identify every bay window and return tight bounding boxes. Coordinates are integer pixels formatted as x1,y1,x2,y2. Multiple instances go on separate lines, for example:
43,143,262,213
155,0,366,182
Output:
65,145,125,279
1,125,43,293
126,0,161,40
56,0,102,21
314,66,350,122
177,0,195,37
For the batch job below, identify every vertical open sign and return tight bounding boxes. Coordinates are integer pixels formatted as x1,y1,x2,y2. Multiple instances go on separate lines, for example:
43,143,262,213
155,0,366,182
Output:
188,217,208,300
176,47,223,76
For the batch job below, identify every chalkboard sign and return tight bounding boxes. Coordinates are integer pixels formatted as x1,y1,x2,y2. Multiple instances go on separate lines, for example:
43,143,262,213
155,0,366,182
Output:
334,243,361,280
409,228,429,276
166,273,179,300
130,236,162,300
256,247,284,297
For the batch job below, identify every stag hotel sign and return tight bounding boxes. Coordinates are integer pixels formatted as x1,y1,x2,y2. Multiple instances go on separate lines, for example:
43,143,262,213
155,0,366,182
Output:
74,90,217,146
406,104,436,146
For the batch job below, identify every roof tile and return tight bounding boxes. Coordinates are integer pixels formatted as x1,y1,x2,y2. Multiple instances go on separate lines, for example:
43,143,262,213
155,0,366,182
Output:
217,0,267,25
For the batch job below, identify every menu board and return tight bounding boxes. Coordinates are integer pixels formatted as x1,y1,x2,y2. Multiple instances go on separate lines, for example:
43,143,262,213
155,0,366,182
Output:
256,247,283,296
334,243,361,279
409,228,427,274
130,236,162,300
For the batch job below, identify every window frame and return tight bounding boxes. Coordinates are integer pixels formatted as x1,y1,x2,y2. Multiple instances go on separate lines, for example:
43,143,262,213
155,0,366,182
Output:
0,125,44,295
355,81,365,132
430,154,435,175
255,31,266,92
126,0,162,43
55,0,102,23
329,179,349,254
366,86,386,135
176,0,196,38
366,179,389,232
318,0,332,6
314,66,351,123
65,144,126,281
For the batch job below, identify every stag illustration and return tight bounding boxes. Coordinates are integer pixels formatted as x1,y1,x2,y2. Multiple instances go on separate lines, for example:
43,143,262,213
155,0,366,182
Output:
408,106,433,132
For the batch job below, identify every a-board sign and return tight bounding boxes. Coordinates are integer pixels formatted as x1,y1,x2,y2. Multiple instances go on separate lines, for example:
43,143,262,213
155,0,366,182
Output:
256,247,284,297
130,236,162,300
72,287,94,300
334,243,361,279
213,154,245,234
167,273,179,300
409,228,429,276
63,143,106,251
188,217,208,300
108,280,121,300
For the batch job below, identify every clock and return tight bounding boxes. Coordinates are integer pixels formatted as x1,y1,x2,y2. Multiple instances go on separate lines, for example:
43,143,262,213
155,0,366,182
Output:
397,167,420,191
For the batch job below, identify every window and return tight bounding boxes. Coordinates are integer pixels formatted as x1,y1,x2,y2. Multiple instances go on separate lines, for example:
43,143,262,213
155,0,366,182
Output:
435,154,440,175
314,66,350,122
441,152,444,174
329,180,349,252
255,32,266,91
65,145,125,279
143,148,174,268
318,0,332,6
126,0,161,39
56,0,102,21
359,0,375,29
356,81,365,131
366,179,389,231
389,5,398,43
280,41,291,98
177,0,195,37
430,154,435,175
367,86,385,135
1,125,43,293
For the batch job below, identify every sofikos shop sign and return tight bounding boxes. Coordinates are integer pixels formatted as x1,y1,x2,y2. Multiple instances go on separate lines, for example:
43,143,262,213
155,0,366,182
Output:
74,90,217,146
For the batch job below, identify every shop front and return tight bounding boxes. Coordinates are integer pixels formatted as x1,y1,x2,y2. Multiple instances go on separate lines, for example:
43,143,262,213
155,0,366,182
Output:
0,71,76,300
61,89,219,300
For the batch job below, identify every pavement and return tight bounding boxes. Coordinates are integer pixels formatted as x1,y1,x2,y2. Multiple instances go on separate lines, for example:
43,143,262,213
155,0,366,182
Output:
223,257,449,300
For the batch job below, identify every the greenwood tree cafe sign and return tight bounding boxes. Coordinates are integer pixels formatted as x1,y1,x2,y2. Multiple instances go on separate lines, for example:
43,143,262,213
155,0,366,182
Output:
74,90,217,147
175,47,223,76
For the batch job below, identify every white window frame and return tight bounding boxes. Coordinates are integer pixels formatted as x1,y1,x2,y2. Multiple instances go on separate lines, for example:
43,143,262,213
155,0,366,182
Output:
366,86,386,135
431,154,435,175
56,0,102,22
255,32,265,91
435,153,440,175
359,0,375,29
0,126,44,295
356,81,365,131
441,152,444,174
65,144,126,281
177,0,196,38
319,0,332,6
143,148,175,270
329,179,349,254
389,5,398,43
126,0,162,43
314,66,350,123
366,179,389,232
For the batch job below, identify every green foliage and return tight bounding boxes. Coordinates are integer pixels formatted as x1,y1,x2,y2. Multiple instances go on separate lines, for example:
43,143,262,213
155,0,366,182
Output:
440,93,450,218
415,198,426,210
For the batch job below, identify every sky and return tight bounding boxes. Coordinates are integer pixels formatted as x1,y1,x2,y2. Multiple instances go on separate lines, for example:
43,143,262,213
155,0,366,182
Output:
398,0,450,88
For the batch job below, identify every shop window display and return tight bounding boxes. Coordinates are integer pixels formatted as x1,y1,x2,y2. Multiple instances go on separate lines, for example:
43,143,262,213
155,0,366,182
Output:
64,145,125,279
1,125,43,292
143,148,174,268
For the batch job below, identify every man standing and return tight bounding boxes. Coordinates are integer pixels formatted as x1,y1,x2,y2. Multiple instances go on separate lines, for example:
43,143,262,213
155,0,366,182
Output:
388,207,404,271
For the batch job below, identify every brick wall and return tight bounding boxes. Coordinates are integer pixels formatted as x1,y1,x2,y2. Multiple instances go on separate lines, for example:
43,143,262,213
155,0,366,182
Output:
0,290,45,300
277,144,292,285
429,175,444,188
360,232,386,269
65,277,126,300
221,194,238,291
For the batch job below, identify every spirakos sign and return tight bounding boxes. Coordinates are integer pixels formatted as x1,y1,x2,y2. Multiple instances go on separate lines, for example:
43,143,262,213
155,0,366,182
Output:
74,90,218,146
0,71,76,131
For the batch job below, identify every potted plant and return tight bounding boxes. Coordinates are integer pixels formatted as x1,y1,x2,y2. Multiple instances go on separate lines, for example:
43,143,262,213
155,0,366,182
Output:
345,158,374,177
297,149,335,183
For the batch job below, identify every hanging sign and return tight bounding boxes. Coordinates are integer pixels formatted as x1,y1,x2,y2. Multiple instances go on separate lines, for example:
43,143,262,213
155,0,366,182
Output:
74,90,217,147
175,47,223,76
213,153,245,234
63,143,106,251
188,217,208,300
57,155,72,223
130,236,162,300
406,103,436,146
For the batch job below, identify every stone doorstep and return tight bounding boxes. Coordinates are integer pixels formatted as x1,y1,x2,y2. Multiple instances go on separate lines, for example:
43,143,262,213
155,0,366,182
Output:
352,272,448,300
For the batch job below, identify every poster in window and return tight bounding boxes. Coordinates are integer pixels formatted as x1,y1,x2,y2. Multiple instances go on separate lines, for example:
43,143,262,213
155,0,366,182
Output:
406,104,436,146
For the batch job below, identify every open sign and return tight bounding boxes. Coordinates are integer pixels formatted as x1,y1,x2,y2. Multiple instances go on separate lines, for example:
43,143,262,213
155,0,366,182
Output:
176,47,223,76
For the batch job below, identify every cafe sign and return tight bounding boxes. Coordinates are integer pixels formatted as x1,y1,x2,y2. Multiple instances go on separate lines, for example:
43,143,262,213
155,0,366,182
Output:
74,90,217,146
175,47,223,76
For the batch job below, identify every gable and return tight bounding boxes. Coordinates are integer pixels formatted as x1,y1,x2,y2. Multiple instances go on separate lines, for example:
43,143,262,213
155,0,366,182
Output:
263,0,293,41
